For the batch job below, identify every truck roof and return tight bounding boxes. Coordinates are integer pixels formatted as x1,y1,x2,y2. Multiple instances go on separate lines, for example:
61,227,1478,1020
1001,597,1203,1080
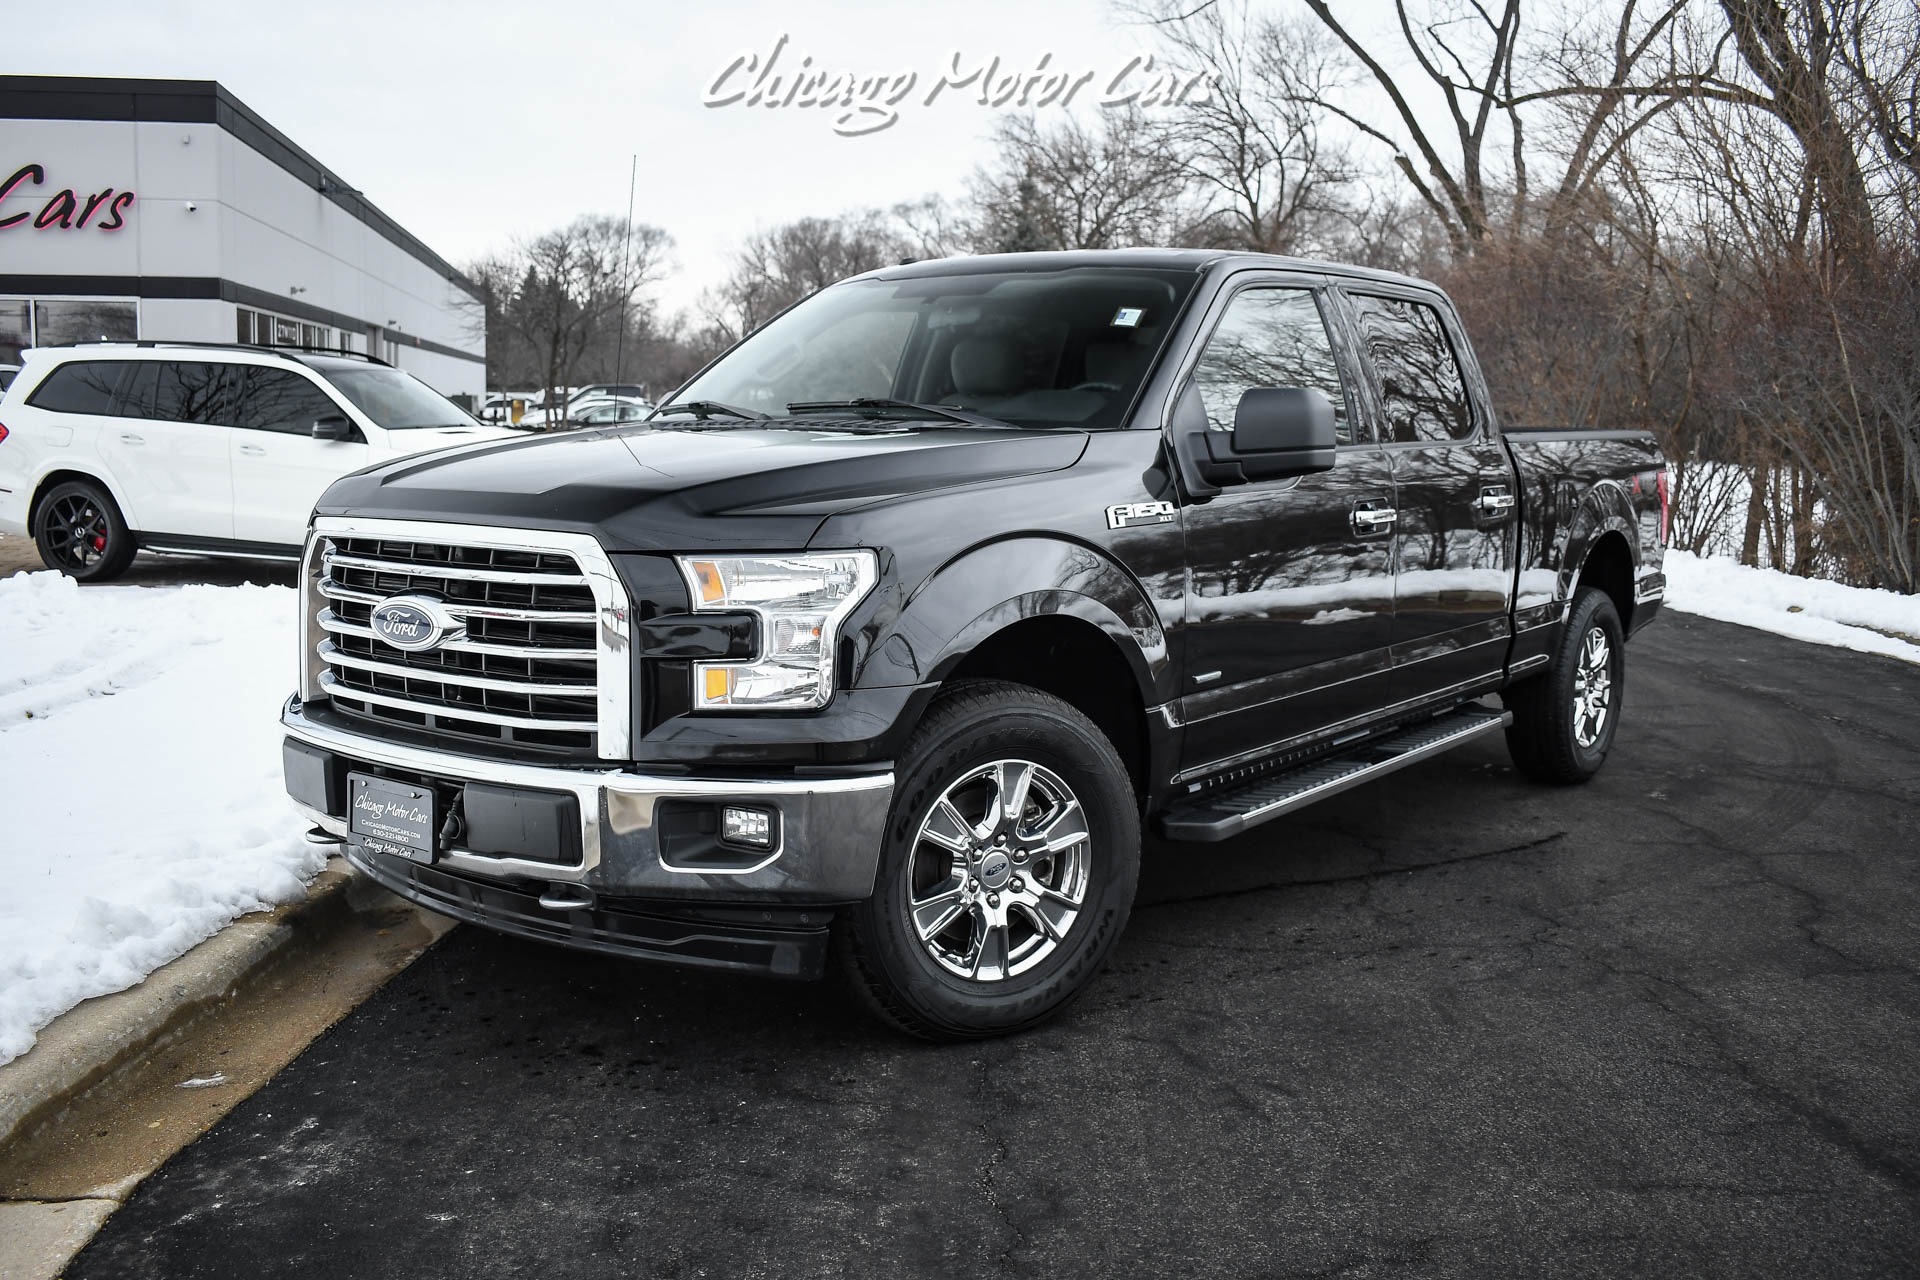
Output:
861,248,1439,293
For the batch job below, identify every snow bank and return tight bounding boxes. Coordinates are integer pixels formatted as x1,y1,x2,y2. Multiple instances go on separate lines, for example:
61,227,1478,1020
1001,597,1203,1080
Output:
0,571,323,1065
1664,550,1920,666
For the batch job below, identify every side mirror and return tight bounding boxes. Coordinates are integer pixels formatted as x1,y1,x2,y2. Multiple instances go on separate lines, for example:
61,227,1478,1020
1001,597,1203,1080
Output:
311,414,352,442
1230,388,1337,478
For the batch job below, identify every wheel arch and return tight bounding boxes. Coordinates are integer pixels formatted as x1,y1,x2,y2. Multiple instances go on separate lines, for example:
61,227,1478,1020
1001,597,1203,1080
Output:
28,467,141,536
1561,482,1639,631
853,536,1175,804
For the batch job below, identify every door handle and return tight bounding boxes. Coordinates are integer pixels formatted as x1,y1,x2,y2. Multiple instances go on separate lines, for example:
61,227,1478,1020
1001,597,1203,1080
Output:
238,444,266,456
119,433,144,446
1351,504,1398,535
1475,488,1516,516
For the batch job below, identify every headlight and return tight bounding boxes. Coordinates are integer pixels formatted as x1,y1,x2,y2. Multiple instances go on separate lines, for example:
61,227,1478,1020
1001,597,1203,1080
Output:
675,551,878,710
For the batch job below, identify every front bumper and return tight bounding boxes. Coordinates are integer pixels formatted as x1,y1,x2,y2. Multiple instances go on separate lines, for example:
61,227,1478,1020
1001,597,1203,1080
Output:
281,695,895,906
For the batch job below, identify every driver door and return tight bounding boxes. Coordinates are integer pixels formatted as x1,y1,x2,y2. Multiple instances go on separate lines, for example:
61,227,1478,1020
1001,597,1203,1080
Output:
1176,279,1397,778
227,366,369,547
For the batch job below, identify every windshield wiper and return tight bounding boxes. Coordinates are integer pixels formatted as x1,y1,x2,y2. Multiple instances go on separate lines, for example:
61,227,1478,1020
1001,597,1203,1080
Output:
651,399,766,421
785,398,1011,428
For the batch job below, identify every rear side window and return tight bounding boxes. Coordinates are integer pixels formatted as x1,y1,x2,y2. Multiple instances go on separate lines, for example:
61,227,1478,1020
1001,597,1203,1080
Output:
231,367,341,434
1188,287,1353,445
26,361,135,415
121,362,236,424
1346,294,1474,443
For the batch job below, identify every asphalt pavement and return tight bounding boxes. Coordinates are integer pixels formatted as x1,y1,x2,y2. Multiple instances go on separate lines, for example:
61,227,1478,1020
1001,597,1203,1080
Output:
64,610,1920,1278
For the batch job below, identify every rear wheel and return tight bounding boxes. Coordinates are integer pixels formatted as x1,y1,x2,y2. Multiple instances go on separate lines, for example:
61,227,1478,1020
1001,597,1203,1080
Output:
1504,586,1625,783
33,480,136,582
840,680,1140,1040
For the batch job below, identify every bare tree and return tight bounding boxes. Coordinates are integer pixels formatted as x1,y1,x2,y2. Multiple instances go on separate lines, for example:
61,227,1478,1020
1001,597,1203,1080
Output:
1133,0,1355,252
967,109,1191,251
467,214,671,407
706,212,910,343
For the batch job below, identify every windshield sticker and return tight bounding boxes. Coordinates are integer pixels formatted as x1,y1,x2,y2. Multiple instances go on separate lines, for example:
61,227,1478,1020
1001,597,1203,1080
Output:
1111,307,1145,328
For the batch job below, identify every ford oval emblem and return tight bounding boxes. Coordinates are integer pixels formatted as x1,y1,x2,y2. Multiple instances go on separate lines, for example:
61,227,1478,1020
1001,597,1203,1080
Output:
369,596,449,652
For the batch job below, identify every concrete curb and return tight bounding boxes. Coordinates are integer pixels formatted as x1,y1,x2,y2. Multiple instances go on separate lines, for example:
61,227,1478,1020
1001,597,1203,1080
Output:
0,853,375,1153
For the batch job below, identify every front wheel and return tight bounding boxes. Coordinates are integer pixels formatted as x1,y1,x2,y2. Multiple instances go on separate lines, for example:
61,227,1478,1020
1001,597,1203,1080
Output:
33,480,136,582
840,680,1140,1040
1504,586,1626,784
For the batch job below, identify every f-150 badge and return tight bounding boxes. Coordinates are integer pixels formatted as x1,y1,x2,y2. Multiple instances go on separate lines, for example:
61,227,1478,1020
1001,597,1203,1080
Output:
1106,500,1177,530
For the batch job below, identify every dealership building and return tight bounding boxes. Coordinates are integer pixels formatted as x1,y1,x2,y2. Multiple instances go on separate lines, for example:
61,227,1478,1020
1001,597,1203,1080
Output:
0,76,484,401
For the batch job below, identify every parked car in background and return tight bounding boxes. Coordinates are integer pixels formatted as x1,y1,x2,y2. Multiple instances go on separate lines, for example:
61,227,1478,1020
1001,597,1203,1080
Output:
569,383,646,406
0,364,19,391
0,343,518,580
570,399,653,427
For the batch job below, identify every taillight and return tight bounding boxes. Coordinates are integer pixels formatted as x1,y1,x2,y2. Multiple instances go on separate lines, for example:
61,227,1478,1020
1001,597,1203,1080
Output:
1657,465,1671,545
0,422,10,444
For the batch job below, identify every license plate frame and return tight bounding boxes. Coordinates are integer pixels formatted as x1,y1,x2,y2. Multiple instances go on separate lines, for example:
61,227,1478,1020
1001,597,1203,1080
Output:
347,772,437,864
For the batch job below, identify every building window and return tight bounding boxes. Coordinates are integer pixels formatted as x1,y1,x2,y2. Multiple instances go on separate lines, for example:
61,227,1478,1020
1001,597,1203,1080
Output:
1,298,139,358
0,299,30,364
32,300,139,347
237,306,352,352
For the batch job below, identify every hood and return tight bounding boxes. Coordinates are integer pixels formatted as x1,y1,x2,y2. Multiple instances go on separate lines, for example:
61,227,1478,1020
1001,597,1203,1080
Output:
380,424,521,454
316,421,1088,551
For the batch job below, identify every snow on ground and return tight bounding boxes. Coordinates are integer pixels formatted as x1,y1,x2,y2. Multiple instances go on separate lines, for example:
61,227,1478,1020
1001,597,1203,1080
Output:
0,571,323,1066
1664,549,1920,666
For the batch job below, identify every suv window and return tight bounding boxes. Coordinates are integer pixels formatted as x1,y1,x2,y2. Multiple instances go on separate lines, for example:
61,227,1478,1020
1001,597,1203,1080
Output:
26,361,136,415
1189,288,1352,444
231,367,341,434
1347,294,1474,443
121,361,236,424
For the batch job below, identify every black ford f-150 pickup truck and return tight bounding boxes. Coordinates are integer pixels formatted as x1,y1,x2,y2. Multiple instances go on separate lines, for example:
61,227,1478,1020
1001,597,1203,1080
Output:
282,249,1667,1039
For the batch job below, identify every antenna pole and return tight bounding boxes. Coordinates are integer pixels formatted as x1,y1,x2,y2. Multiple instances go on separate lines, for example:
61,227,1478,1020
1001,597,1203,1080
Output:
613,154,638,385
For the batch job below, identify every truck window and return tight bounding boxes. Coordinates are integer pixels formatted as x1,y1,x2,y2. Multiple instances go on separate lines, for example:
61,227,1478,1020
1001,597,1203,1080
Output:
120,361,235,425
1347,294,1474,443
231,367,341,434
667,268,1201,430
25,361,135,415
1189,288,1352,444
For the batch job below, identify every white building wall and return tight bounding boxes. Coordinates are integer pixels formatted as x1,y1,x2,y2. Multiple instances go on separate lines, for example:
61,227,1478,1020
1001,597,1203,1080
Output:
0,107,483,399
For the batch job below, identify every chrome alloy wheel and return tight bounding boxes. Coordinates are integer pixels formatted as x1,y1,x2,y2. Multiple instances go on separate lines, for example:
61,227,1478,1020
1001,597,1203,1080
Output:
907,759,1092,982
1572,626,1613,748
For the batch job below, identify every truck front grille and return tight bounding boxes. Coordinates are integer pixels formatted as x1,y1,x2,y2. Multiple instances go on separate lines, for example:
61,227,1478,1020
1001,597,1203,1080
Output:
303,526,629,758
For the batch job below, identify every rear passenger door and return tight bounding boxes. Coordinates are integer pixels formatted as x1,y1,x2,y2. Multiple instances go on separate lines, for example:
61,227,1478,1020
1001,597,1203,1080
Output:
1176,278,1397,777
1338,288,1518,705
227,367,369,548
111,360,237,540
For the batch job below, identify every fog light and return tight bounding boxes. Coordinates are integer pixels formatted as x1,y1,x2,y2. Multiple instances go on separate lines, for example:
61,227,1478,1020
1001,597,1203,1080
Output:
721,805,774,848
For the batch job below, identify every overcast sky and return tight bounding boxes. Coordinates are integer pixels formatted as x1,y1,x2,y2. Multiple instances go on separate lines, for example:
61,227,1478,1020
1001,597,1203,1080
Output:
11,0,1226,312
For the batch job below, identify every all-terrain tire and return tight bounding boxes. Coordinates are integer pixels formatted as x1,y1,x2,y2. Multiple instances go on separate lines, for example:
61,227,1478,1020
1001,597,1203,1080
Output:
33,479,136,583
839,679,1140,1040
1504,585,1626,784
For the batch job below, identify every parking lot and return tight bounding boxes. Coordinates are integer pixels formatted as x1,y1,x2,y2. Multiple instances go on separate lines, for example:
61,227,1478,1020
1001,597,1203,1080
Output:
51,608,1919,1278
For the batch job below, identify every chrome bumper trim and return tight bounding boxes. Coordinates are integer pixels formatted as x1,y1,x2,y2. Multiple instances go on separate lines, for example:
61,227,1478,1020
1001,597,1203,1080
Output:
282,697,895,901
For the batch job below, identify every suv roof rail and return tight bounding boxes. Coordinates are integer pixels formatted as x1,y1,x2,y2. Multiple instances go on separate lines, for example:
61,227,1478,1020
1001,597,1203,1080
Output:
58,340,394,368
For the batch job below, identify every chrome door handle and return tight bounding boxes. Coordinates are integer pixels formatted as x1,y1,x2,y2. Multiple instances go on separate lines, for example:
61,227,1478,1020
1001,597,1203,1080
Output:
1351,505,1398,534
238,444,266,456
1475,489,1516,515
119,433,144,445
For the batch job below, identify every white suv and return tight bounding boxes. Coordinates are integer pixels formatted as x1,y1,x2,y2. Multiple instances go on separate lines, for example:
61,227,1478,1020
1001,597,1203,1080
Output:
0,344,517,581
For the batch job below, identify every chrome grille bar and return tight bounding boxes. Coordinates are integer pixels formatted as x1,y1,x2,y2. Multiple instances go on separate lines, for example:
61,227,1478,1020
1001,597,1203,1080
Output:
317,610,595,661
318,642,597,698
318,672,594,731
320,548,590,587
317,577,596,623
301,517,631,759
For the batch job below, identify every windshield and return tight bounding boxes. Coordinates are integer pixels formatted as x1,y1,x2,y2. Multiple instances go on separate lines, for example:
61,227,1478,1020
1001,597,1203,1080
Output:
318,365,479,429
667,266,1201,430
